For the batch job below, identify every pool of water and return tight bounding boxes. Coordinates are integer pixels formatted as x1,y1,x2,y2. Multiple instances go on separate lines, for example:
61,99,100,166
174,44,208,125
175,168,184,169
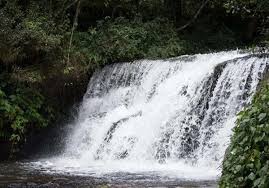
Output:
0,161,217,187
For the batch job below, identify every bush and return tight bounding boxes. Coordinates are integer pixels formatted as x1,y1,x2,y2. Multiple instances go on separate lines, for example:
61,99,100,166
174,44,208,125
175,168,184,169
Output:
0,1,68,65
0,74,54,155
220,83,269,188
71,17,190,70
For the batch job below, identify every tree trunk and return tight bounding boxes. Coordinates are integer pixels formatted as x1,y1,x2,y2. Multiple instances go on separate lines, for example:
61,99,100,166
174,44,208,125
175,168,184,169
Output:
67,0,81,64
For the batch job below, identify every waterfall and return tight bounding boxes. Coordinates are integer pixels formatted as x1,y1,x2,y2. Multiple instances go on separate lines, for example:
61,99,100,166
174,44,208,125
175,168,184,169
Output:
37,51,268,180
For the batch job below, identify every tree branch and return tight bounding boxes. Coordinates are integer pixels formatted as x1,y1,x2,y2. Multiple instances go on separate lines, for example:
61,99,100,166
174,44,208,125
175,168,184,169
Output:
177,0,211,31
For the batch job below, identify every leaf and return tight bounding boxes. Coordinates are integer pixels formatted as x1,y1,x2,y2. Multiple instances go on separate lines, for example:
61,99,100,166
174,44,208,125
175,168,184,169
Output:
253,178,262,187
246,163,254,169
248,172,255,181
231,148,237,155
250,126,256,133
258,113,267,122
234,165,241,173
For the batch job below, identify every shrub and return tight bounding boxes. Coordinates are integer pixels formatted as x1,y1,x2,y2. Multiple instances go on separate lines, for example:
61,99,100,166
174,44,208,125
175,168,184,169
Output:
0,74,54,155
220,83,269,188
71,17,189,70
0,1,68,65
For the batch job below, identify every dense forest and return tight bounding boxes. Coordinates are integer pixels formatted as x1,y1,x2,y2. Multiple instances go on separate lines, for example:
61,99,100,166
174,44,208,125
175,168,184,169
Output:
0,0,269,187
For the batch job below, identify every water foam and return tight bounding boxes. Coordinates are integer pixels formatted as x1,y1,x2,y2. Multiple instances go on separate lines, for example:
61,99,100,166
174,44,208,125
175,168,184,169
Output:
31,51,268,180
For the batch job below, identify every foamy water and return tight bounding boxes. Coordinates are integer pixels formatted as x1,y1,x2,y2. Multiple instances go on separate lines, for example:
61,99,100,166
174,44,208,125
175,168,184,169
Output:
29,51,268,181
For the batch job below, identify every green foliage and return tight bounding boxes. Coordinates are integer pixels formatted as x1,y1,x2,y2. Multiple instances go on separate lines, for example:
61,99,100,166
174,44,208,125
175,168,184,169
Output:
0,0,68,65
220,83,269,188
223,0,269,17
0,74,54,154
1,0,267,68
71,17,189,70
81,0,165,19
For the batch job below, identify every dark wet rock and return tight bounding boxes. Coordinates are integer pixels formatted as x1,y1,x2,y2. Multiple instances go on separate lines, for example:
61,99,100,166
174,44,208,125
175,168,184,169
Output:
95,111,142,159
0,141,11,161
168,55,197,62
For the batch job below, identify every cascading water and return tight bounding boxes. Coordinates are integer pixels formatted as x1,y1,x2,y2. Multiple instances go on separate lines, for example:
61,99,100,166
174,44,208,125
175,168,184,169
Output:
33,51,268,181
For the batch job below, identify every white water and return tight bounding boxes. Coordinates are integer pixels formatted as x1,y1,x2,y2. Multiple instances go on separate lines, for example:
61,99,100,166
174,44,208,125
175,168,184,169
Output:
32,51,268,180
